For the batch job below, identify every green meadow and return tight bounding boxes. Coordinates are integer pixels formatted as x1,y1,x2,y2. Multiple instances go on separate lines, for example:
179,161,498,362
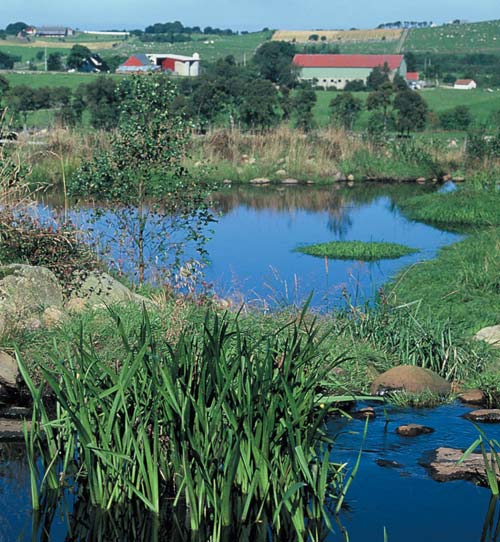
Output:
404,20,500,54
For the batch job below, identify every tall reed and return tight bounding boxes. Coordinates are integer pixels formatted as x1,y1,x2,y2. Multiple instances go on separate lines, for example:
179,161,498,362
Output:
19,307,351,541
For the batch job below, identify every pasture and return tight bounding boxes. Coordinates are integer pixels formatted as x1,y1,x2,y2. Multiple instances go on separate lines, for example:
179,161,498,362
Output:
313,88,500,128
404,19,500,53
2,71,125,89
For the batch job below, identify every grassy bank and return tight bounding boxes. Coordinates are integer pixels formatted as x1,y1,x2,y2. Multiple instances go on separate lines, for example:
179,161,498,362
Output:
390,227,500,332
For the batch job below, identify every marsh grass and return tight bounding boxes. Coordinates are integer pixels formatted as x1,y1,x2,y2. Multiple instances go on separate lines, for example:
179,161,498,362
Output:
399,190,500,227
295,241,418,261
19,307,353,541
333,300,488,382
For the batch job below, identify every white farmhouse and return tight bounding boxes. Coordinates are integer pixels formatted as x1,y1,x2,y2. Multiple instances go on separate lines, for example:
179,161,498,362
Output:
454,79,477,90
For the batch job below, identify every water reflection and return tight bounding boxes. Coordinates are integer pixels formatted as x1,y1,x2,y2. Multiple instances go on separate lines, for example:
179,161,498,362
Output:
38,183,457,309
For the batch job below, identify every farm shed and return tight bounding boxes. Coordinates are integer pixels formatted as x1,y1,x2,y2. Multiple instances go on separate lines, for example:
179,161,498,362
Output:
117,53,200,76
293,54,407,89
116,54,160,73
454,79,477,90
35,26,74,37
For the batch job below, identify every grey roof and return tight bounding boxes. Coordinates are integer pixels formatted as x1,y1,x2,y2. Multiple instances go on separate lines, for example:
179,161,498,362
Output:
132,53,151,65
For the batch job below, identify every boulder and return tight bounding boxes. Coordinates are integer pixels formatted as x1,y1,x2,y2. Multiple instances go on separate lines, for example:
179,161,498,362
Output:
475,325,500,348
275,169,287,176
75,272,153,309
0,352,19,389
396,424,434,437
0,264,63,336
416,177,426,184
371,366,451,396
424,447,500,485
281,178,299,185
458,389,486,406
347,174,355,182
463,409,500,423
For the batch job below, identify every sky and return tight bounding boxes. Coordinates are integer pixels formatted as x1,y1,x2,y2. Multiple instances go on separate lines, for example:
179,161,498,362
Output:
1,0,498,31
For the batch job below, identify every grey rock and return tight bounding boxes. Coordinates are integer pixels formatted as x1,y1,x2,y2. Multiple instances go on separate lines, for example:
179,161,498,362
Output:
76,272,153,309
424,447,500,485
475,325,500,348
0,352,19,389
0,264,63,336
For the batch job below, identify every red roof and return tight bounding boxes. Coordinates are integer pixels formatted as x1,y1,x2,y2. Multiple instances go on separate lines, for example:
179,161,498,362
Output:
406,72,419,81
455,79,475,85
293,54,404,70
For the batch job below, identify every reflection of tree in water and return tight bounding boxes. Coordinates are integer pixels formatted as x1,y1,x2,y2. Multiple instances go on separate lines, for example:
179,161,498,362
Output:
326,190,354,238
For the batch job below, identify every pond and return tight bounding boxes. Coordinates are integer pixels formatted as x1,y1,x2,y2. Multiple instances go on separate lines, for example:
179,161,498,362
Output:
1,403,499,541
50,182,461,309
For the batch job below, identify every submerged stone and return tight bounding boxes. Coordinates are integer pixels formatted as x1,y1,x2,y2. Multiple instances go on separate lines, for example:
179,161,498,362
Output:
370,366,451,396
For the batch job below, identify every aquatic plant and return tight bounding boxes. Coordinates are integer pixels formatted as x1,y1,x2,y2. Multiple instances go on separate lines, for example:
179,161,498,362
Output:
295,240,418,261
19,307,352,541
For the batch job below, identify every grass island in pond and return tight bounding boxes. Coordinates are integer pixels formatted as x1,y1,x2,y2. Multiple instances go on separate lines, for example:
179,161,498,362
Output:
296,240,419,261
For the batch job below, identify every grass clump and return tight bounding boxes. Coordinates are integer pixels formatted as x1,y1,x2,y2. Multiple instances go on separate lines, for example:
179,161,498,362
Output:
296,240,418,261
21,307,352,541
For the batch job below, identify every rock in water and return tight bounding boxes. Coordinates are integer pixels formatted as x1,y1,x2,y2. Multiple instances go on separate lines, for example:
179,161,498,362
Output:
425,447,500,485
475,325,500,348
396,424,434,437
457,389,486,406
370,366,451,395
463,409,500,423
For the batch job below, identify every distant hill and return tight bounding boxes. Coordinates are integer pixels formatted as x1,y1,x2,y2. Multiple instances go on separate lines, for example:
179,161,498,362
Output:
273,20,500,55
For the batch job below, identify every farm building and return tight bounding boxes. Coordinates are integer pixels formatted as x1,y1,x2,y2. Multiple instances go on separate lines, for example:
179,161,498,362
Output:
454,79,477,90
117,53,200,76
35,26,75,37
116,54,161,74
293,54,407,89
406,72,423,89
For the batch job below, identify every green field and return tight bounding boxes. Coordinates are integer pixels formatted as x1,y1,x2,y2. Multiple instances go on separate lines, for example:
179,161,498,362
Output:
2,71,125,89
404,20,500,54
0,31,270,69
106,32,270,63
314,88,500,128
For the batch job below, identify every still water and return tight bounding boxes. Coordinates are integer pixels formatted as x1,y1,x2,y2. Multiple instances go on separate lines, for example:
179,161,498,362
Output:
1,403,499,542
61,183,460,308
